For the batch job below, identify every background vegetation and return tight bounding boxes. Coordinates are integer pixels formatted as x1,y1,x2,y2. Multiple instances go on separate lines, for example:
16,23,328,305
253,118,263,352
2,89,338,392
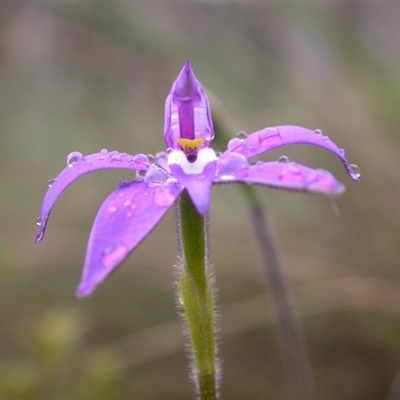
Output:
1,2,399,399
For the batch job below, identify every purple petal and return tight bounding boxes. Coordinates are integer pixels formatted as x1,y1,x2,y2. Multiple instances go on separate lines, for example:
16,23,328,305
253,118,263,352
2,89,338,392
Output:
76,181,184,297
168,148,217,215
35,151,151,243
214,160,345,196
227,125,360,181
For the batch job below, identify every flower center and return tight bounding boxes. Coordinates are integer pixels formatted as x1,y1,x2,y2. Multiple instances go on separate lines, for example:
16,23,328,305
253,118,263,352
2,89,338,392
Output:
177,138,205,163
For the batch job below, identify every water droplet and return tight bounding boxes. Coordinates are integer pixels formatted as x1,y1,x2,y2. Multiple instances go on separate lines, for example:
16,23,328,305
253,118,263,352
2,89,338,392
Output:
255,160,263,165
131,154,150,169
153,187,176,206
278,155,289,163
247,145,256,155
165,177,178,185
349,163,361,179
236,131,248,140
147,154,156,164
144,167,169,185
102,245,127,268
110,151,121,162
280,163,304,182
108,205,117,213
217,152,249,179
36,216,42,226
215,151,222,158
85,161,92,167
323,135,330,142
119,179,130,187
258,128,281,148
166,147,174,154
123,200,131,207
315,129,323,136
339,148,345,156
203,128,215,141
136,169,147,180
48,178,55,187
125,211,132,218
66,151,83,167
100,149,108,155
227,138,246,154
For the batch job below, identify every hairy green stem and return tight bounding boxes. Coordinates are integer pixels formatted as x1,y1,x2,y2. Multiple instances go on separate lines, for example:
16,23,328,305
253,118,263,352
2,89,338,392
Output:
176,190,218,400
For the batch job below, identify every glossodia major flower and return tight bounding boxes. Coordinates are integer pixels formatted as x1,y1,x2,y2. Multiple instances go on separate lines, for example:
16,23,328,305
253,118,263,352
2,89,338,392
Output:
35,60,360,297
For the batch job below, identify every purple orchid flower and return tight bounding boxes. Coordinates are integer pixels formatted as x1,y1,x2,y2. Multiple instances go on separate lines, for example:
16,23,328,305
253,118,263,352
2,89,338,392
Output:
35,60,360,297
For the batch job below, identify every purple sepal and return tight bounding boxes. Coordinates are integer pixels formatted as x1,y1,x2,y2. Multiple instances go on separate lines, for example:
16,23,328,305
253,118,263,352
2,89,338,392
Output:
227,125,360,181
35,151,150,244
76,181,183,297
215,160,345,196
170,161,217,215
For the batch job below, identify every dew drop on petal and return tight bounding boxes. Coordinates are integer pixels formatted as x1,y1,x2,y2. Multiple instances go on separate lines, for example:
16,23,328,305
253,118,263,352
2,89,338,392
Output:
227,138,246,154
258,127,282,148
315,129,323,136
110,151,122,162
144,167,169,185
132,153,150,168
323,135,330,142
48,178,55,187
123,199,131,207
119,179,130,187
66,151,83,167
349,164,361,179
100,149,108,155
236,131,248,140
247,145,256,155
102,245,127,269
108,205,117,213
217,152,249,179
36,216,42,226
136,169,146,180
339,148,346,156
280,163,304,182
215,151,222,158
153,187,176,207
278,155,289,163
147,154,156,164
204,128,215,141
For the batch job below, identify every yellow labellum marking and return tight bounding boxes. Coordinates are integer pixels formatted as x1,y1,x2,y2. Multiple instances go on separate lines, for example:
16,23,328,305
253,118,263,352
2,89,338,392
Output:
178,138,205,153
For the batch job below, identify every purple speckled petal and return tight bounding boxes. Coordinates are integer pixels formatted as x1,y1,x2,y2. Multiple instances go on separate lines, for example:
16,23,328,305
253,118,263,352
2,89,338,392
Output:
214,160,345,196
227,125,360,181
76,181,184,297
35,151,150,244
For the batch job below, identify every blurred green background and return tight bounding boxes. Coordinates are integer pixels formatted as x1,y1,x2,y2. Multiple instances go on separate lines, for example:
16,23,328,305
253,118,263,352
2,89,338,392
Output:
1,2,399,399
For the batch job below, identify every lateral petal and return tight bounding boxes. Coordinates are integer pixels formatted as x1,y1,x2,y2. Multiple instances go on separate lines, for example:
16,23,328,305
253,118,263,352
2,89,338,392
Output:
214,160,345,196
226,125,360,181
76,181,184,297
35,151,151,243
